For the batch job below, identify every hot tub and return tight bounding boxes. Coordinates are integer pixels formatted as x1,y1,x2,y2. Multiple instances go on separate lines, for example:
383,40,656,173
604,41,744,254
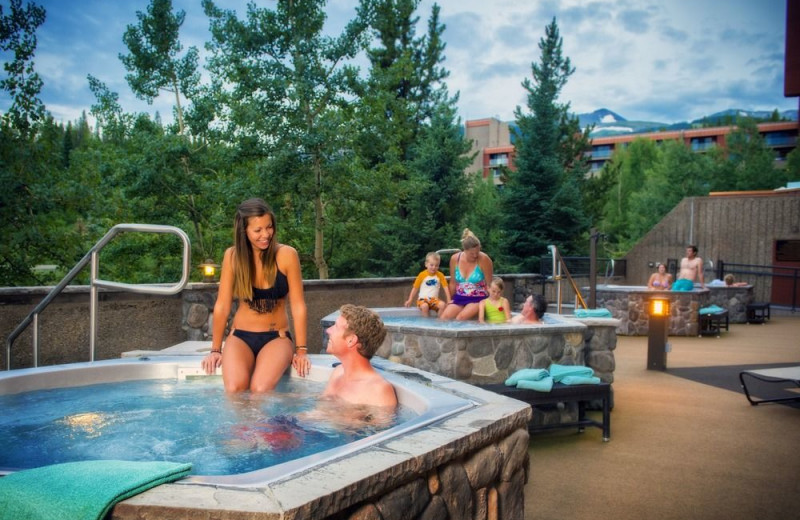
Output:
322,307,617,386
593,284,710,335
0,351,531,519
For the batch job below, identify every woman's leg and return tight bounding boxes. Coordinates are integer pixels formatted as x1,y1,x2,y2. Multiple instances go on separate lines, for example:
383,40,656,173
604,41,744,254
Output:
250,337,295,393
438,302,463,320
221,334,256,393
456,302,480,320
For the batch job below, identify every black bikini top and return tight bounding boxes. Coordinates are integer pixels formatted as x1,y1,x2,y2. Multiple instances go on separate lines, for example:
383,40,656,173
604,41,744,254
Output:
246,269,289,313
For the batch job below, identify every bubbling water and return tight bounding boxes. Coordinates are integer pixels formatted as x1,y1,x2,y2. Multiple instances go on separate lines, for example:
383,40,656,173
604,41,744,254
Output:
0,377,411,476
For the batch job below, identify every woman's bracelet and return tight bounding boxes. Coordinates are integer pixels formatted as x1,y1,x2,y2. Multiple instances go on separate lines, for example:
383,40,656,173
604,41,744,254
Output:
295,346,307,353
210,349,222,355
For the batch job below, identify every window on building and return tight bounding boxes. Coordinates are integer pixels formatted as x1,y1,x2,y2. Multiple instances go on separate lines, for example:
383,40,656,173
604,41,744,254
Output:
489,153,509,167
690,136,715,151
591,145,612,159
763,131,797,147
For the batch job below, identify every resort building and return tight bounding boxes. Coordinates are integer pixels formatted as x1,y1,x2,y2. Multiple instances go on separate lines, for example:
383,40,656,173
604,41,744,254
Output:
464,118,799,180
586,120,799,174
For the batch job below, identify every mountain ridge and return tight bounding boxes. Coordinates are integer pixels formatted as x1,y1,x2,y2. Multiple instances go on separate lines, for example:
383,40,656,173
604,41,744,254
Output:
577,108,798,137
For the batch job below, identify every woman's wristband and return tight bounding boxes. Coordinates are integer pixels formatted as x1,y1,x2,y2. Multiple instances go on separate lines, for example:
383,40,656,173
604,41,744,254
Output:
295,346,307,354
210,349,221,355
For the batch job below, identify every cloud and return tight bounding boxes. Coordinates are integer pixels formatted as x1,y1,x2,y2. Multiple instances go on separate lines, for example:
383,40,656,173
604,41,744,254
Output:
14,0,796,128
616,8,653,34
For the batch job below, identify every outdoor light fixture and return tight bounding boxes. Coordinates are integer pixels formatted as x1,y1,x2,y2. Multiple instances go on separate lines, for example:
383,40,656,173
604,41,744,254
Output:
650,298,670,317
198,258,220,282
647,297,670,371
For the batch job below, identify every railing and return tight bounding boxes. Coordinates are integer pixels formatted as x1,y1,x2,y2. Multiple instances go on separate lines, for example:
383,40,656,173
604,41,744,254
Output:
716,261,799,311
546,245,589,313
6,224,191,370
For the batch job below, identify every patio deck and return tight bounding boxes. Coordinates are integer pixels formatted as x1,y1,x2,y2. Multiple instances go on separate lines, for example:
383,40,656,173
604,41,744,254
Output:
524,310,800,520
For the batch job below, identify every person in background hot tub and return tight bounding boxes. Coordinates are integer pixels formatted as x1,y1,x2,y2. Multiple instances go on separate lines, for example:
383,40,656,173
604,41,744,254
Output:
511,293,547,325
672,245,704,291
201,198,310,393
439,228,493,321
647,262,673,290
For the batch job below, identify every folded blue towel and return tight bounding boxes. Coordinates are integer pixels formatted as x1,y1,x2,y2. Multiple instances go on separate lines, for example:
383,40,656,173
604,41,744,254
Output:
517,377,554,392
505,368,549,386
559,375,601,385
699,305,726,315
548,364,595,382
574,308,612,318
0,460,192,520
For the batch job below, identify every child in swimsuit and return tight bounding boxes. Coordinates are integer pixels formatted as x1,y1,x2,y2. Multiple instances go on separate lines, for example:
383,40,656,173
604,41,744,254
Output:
404,252,451,316
479,278,511,324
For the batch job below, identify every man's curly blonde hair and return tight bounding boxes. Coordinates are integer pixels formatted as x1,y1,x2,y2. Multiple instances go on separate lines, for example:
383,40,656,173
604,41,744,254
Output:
340,304,387,359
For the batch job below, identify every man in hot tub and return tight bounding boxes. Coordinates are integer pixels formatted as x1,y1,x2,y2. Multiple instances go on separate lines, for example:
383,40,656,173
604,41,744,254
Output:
323,304,398,409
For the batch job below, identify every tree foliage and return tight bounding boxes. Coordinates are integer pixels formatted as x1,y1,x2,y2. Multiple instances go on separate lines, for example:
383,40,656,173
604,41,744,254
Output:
119,0,199,134
0,2,793,289
0,0,45,135
501,18,589,272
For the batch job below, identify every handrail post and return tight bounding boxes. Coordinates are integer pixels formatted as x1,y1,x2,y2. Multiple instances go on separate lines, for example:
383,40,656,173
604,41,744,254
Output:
90,250,99,362
32,313,39,368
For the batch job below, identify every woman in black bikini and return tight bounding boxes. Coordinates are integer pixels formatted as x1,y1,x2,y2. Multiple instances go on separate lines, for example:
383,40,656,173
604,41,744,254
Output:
201,198,310,392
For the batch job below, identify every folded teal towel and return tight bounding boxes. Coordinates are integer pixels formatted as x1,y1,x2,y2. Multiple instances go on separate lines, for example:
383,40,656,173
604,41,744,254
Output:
505,368,549,386
0,460,192,520
548,364,595,382
559,375,601,385
574,308,612,318
517,377,554,392
699,305,726,315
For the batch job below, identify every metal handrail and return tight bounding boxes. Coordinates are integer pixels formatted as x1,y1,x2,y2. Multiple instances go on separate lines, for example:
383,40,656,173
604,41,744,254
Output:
6,224,191,370
547,245,588,313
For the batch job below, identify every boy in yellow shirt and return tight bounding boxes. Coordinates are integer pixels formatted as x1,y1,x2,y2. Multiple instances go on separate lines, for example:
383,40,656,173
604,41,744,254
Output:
404,252,451,316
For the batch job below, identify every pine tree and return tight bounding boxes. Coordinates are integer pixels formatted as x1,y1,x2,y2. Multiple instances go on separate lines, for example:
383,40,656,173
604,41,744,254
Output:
501,18,589,272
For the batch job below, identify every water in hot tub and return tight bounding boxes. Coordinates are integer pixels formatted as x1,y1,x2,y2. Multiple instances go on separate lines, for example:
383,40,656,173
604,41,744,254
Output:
0,377,413,475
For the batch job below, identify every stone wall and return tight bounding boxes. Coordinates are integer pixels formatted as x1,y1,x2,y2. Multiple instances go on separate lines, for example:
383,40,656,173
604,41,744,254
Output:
593,284,755,337
337,427,529,520
706,285,753,322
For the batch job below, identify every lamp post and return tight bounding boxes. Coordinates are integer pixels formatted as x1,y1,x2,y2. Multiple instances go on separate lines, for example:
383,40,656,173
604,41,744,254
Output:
647,297,670,370
198,259,220,283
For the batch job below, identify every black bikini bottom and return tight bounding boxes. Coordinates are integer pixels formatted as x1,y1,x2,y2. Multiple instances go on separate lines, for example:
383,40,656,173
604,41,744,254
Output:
232,329,293,357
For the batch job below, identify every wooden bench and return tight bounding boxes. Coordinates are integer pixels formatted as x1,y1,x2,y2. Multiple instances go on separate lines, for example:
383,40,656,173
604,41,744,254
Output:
698,309,728,337
479,382,611,442
746,302,770,324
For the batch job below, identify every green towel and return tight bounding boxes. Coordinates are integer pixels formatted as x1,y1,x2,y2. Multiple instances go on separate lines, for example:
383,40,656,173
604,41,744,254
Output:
699,305,725,315
517,377,554,392
548,364,595,382
505,368,549,386
559,375,601,385
0,460,192,520
574,308,612,318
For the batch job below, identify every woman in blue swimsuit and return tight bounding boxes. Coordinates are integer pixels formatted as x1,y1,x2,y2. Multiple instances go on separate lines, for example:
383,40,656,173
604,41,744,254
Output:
201,198,309,393
439,228,494,321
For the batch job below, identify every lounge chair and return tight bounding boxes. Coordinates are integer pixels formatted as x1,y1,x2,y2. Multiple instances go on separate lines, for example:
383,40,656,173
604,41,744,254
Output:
739,366,800,405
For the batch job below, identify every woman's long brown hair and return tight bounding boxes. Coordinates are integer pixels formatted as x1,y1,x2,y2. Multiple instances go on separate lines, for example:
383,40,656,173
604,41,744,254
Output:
231,198,278,301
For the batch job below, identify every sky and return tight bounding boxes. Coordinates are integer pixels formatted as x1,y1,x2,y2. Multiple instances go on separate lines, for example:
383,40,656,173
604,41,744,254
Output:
1,0,796,127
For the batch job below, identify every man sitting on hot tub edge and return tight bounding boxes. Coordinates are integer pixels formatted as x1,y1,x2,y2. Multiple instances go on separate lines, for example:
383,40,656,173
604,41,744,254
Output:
673,245,704,291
